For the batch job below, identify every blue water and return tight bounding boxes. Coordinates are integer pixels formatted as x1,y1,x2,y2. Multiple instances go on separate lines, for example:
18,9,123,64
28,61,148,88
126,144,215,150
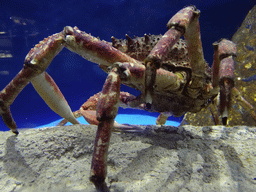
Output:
36,114,180,128
0,0,254,131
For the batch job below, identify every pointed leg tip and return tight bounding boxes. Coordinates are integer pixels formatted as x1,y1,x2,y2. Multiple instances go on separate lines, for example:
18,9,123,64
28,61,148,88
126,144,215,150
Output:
90,175,109,192
222,117,227,125
12,130,19,135
146,103,152,110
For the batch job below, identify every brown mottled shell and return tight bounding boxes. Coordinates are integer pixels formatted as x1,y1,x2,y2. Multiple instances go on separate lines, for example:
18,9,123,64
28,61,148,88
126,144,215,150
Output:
112,34,211,77
111,34,191,70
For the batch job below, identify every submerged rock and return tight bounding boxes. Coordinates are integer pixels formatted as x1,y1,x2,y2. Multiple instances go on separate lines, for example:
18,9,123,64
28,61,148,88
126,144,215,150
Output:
0,124,255,191
181,5,256,126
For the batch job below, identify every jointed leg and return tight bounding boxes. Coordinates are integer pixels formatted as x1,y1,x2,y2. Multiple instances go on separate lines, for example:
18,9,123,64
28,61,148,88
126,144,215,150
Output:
58,91,145,132
212,39,237,125
144,6,205,108
156,113,171,125
89,67,120,190
0,26,142,132
0,33,78,133
208,97,220,125
208,87,256,125
32,72,80,125
231,87,256,121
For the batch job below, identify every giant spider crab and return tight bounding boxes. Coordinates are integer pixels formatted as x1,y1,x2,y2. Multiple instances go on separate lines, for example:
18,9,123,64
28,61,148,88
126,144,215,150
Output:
1,6,256,190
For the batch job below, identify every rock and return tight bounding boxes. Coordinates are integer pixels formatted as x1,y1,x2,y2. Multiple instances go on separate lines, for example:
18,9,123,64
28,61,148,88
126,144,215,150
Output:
0,124,256,191
181,6,256,126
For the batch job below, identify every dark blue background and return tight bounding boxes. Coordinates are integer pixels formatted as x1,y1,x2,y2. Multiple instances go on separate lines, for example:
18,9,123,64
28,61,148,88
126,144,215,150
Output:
0,0,255,131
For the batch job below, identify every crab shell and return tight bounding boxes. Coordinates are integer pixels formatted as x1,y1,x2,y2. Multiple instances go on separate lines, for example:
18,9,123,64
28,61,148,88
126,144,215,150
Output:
112,34,212,79
107,35,213,116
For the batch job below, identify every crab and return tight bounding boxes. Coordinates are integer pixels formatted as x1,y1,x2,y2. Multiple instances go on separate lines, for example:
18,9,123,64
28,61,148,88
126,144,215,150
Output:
1,5,256,191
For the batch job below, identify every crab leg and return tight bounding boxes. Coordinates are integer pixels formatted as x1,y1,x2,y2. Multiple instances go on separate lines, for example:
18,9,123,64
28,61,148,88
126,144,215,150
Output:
58,91,146,131
0,67,35,133
156,112,171,125
212,39,236,87
183,10,207,98
212,39,236,125
0,32,72,133
56,92,103,126
208,97,220,125
0,26,143,132
89,67,120,190
59,59,187,127
78,92,138,125
63,26,139,67
144,6,204,107
31,72,79,125
231,88,256,121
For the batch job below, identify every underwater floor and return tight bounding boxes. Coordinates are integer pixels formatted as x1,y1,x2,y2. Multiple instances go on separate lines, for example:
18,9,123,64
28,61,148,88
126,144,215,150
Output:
36,114,180,128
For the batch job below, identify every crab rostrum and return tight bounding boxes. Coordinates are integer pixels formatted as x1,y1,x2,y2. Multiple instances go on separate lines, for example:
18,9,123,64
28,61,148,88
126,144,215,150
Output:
0,6,255,191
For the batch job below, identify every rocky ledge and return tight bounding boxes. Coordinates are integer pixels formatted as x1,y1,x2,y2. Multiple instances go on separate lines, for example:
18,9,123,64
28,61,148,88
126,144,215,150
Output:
0,124,255,192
